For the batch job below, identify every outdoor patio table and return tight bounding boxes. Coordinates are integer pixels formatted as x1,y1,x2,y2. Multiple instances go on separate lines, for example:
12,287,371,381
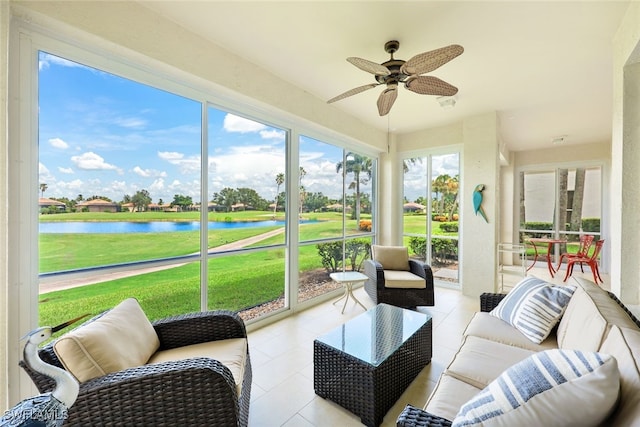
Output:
527,237,567,278
330,271,368,314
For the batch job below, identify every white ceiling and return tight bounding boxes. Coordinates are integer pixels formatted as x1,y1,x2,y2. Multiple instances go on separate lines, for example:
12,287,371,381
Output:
141,1,630,152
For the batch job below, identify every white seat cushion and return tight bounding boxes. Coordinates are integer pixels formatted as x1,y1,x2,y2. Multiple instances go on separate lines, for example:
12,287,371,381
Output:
424,372,482,422
148,337,247,394
383,270,425,289
53,298,160,383
445,335,536,389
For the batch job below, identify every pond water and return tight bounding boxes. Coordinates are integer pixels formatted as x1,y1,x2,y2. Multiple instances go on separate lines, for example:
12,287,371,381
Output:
39,220,315,234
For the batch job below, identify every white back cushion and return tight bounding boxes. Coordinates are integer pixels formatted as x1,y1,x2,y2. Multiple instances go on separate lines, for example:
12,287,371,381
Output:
54,298,160,382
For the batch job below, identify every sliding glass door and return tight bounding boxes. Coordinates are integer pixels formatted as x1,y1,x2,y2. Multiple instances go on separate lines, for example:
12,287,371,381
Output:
519,166,602,268
402,152,460,286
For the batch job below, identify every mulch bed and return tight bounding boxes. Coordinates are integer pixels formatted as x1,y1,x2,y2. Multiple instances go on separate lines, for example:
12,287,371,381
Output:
238,269,341,322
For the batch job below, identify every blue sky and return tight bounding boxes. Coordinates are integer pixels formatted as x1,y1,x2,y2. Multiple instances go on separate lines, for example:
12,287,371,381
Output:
38,51,456,205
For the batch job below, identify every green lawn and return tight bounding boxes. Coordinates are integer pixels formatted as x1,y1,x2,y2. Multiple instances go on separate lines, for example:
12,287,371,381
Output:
37,210,428,330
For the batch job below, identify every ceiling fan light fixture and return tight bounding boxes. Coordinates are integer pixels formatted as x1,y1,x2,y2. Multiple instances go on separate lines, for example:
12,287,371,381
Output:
437,96,456,110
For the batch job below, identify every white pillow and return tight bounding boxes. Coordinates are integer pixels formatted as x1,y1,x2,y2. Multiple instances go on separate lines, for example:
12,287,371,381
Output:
490,276,576,344
452,349,620,427
54,298,160,382
372,245,410,271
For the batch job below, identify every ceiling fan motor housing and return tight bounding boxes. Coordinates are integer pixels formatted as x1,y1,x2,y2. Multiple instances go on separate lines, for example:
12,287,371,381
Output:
376,59,407,84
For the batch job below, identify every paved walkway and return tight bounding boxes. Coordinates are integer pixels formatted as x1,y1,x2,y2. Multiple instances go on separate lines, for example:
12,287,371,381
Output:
40,228,285,293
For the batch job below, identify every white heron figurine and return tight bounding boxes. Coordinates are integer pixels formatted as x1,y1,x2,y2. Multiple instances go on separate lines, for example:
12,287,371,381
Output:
1,314,89,427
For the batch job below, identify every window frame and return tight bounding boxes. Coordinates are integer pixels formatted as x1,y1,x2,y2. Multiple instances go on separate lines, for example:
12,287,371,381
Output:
516,160,608,270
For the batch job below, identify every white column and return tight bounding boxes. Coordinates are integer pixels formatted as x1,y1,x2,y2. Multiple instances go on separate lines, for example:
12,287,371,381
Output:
461,113,501,297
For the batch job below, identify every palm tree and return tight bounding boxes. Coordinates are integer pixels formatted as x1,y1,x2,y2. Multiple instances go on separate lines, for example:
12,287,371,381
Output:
39,183,48,198
432,174,450,215
446,175,460,220
299,167,306,217
273,172,284,218
336,153,372,224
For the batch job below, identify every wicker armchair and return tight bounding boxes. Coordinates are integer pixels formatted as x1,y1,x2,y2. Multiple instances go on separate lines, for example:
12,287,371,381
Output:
20,310,251,427
363,257,435,309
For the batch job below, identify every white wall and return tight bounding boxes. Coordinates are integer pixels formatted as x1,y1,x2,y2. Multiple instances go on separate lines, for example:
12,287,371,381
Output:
460,113,500,296
612,2,640,303
0,0,9,412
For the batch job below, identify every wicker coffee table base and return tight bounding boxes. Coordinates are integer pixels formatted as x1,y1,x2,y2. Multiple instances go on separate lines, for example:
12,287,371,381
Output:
313,319,432,427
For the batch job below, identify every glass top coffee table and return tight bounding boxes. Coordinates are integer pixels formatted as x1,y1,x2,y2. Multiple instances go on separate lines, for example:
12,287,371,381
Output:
313,303,432,427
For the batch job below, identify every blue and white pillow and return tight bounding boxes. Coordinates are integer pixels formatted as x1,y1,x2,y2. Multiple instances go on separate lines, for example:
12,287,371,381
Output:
490,276,576,344
452,349,619,427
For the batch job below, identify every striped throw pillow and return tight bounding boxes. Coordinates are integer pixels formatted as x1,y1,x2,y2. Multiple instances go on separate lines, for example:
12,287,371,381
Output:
452,349,619,427
490,276,576,343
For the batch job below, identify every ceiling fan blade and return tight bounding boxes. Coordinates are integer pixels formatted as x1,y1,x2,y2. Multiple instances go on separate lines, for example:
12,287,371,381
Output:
405,76,459,96
347,57,391,76
377,87,398,116
400,44,464,75
327,83,380,104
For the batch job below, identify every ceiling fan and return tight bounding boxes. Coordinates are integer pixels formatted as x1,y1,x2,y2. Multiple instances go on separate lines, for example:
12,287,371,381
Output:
327,40,464,116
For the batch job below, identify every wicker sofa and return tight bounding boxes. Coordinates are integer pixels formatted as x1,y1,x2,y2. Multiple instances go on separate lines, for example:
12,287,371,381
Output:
397,277,640,427
20,299,252,426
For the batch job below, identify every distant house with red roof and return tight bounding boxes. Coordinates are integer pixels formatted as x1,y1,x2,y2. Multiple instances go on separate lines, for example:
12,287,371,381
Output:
76,199,120,213
38,198,66,212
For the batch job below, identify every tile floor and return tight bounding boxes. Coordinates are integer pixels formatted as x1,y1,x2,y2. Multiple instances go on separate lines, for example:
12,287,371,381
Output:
245,266,613,427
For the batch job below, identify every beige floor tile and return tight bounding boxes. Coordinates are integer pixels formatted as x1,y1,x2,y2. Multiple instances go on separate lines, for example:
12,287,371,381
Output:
249,373,317,426
297,396,364,427
250,284,469,426
281,414,315,427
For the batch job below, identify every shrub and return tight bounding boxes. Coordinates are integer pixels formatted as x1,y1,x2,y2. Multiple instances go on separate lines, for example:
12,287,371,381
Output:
582,218,600,233
316,242,342,273
409,237,427,258
440,222,459,233
359,220,372,231
408,236,458,266
316,239,371,273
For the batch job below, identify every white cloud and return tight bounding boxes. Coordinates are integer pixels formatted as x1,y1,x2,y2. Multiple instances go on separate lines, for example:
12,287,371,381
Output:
158,151,184,161
158,151,200,175
49,137,69,149
223,114,267,133
57,179,85,193
259,129,286,141
149,178,165,193
58,167,74,174
133,166,150,177
39,162,57,184
71,152,120,172
112,117,148,130
39,53,90,71
133,166,166,178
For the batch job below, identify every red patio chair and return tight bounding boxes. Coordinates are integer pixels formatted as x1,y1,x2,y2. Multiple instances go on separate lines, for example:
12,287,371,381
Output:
557,234,594,270
563,239,605,284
